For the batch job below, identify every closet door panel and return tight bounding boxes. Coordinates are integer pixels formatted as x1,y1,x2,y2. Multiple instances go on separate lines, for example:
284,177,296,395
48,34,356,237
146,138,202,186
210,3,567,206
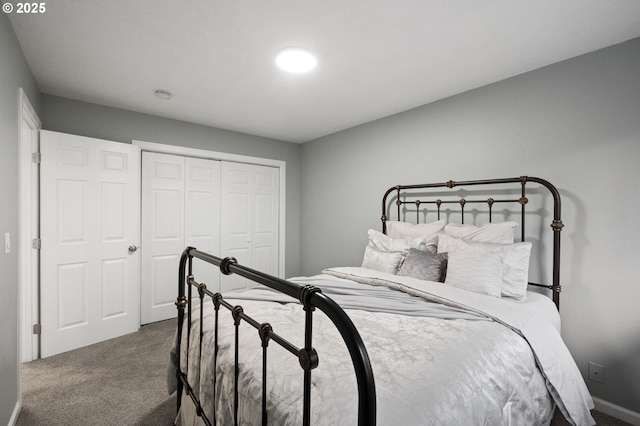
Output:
253,246,275,276
184,157,221,293
221,162,252,291
221,162,279,291
141,152,185,324
142,153,221,323
253,166,279,276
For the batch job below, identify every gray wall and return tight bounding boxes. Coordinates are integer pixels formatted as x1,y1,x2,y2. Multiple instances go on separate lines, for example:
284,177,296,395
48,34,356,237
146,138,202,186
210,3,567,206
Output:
41,95,302,279
0,13,41,425
301,38,640,413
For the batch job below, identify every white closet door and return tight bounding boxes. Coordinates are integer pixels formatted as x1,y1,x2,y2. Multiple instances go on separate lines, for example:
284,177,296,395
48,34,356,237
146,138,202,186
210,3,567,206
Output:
252,165,279,275
220,162,279,292
40,131,140,357
141,153,221,324
221,162,251,273
184,157,221,294
141,152,185,324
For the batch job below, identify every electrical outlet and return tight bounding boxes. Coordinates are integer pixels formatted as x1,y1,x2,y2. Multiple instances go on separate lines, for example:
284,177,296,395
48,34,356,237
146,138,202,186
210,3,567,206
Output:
589,362,605,384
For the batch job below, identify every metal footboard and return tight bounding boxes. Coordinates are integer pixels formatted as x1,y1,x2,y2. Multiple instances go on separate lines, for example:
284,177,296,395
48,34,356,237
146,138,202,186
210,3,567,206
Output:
175,247,377,426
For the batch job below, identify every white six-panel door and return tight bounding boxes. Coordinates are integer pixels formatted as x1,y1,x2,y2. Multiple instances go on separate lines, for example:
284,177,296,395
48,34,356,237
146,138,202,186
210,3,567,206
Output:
40,131,141,358
141,152,221,324
220,162,279,292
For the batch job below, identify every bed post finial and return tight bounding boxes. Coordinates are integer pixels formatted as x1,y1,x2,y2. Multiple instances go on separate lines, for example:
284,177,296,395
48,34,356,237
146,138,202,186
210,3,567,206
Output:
259,322,272,348
232,305,244,326
298,285,322,311
213,293,222,309
197,282,207,299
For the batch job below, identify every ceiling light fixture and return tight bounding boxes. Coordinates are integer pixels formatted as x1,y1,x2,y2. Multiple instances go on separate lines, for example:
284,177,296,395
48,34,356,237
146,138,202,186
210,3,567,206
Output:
276,47,317,73
154,89,172,100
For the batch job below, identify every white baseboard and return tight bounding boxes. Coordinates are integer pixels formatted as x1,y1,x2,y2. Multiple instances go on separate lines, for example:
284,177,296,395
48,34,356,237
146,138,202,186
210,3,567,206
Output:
593,397,640,426
8,400,21,426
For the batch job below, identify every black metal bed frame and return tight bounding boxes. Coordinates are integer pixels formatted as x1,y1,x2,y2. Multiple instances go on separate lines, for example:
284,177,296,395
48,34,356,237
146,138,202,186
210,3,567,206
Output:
175,249,376,426
174,175,563,425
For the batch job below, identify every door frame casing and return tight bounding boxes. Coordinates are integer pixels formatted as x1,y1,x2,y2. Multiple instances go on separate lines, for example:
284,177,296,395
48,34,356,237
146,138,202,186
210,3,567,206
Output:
19,88,41,363
133,140,287,278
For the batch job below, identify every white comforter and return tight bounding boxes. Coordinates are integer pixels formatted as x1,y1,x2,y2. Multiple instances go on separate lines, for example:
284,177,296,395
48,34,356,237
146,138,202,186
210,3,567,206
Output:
170,267,594,426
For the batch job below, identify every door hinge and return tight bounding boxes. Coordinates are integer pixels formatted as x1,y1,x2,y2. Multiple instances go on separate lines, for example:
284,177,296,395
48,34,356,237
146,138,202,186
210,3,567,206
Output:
32,238,41,250
33,324,41,335
32,152,41,163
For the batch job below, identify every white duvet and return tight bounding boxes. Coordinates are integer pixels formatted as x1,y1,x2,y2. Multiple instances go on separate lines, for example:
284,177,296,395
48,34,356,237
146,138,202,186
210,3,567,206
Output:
170,267,594,426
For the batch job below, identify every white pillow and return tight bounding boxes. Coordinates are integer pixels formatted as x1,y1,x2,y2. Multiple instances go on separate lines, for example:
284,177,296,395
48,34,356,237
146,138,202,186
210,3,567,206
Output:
367,229,430,253
361,229,425,274
443,221,518,244
386,220,445,252
361,245,404,274
445,250,504,298
438,234,531,301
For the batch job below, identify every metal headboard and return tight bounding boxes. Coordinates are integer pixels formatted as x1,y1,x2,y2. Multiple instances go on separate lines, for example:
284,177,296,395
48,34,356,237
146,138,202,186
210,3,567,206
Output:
381,176,563,309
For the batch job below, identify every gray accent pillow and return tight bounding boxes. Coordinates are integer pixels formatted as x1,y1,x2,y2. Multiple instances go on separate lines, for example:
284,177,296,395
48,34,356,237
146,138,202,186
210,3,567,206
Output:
397,248,448,282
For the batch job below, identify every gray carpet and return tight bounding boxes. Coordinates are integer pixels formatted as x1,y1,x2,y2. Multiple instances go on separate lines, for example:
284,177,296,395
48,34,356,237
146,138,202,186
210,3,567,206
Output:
17,319,177,426
17,317,631,425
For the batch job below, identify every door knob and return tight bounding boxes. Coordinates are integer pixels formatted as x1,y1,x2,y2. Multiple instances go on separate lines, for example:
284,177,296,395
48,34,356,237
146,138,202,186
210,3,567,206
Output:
128,245,138,254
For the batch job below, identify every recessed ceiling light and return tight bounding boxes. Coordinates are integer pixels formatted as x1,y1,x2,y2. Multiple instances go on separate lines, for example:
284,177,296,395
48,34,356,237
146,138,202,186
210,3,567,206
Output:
276,47,317,73
154,89,172,100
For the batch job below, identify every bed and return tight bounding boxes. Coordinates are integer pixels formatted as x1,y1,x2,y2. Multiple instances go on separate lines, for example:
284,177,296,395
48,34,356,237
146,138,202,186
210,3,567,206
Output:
167,176,595,426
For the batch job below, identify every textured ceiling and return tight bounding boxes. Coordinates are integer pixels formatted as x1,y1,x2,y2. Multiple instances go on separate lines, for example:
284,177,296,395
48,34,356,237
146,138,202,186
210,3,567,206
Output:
8,0,640,142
